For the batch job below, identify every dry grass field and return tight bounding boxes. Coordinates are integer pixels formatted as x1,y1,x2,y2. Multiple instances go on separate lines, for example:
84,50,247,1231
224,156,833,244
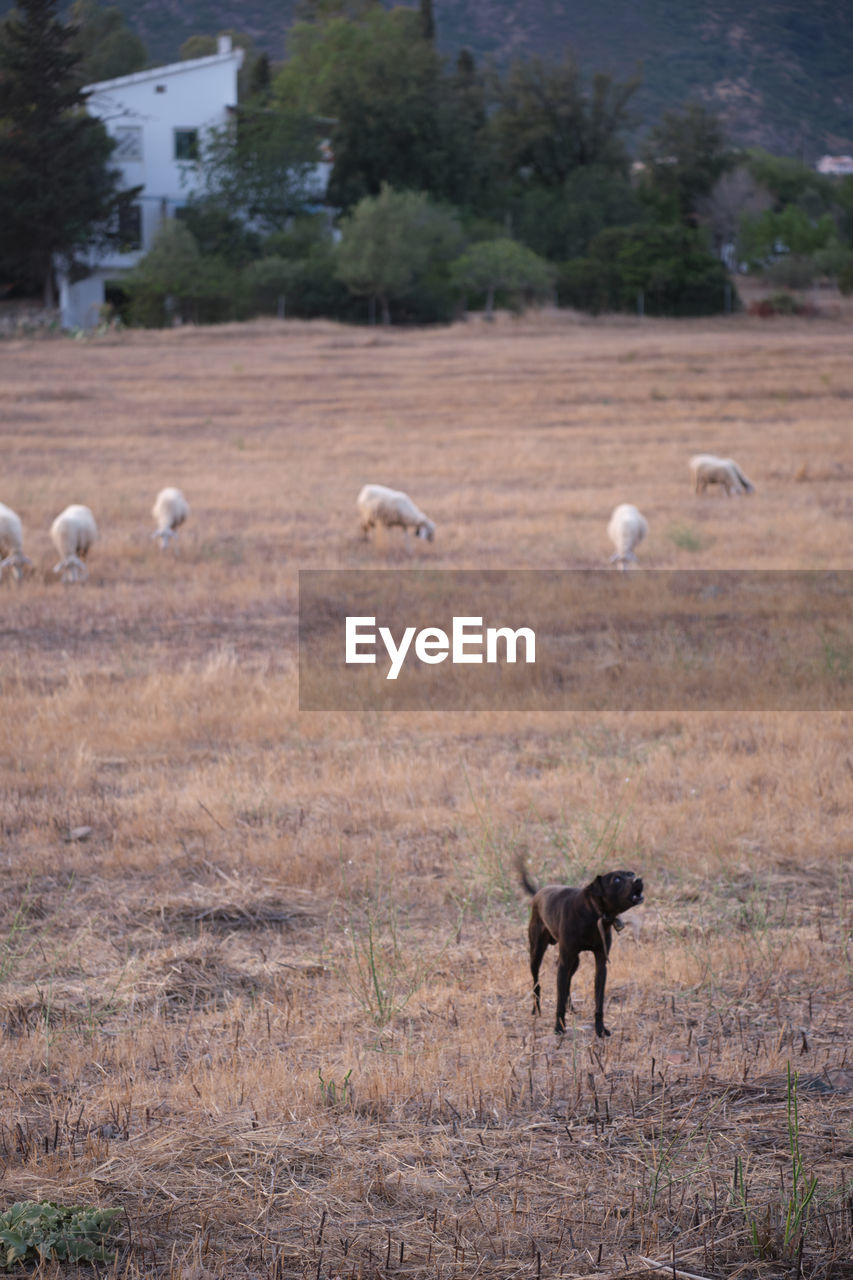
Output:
1,305,852,1279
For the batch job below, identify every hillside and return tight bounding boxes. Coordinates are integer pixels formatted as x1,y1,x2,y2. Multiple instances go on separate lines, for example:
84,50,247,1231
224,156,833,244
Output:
116,0,853,157
4,0,852,156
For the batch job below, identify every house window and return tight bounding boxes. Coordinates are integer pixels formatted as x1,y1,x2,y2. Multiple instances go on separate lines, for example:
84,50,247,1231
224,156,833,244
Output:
114,126,143,162
118,202,142,251
174,128,199,161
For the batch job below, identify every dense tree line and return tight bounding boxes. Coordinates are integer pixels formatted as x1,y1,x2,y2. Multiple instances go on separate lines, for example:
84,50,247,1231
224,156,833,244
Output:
3,0,853,323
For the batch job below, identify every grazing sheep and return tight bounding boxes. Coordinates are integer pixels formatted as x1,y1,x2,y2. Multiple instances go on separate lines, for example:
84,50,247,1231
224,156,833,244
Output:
50,504,97,583
690,454,754,496
0,502,32,582
608,503,648,569
358,484,435,542
152,486,190,548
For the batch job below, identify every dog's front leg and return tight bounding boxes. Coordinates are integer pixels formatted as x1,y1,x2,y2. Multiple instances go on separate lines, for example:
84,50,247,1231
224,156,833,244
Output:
554,948,579,1034
593,950,610,1037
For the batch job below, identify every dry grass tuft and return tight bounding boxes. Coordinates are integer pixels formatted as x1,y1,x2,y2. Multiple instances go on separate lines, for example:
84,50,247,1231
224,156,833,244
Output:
141,942,265,1015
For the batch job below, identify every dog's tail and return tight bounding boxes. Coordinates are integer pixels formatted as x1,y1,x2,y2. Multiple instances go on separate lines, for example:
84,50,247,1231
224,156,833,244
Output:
516,854,538,897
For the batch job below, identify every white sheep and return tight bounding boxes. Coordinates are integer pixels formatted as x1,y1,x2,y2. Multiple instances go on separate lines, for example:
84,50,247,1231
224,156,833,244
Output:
50,504,97,583
0,502,32,582
152,486,190,548
607,503,648,569
690,454,754,496
358,484,435,542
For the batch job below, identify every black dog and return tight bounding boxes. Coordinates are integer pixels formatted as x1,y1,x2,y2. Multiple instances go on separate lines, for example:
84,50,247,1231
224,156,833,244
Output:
519,861,644,1037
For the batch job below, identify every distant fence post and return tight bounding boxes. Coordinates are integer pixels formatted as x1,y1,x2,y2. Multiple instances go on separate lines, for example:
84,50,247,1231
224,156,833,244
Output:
277,295,285,320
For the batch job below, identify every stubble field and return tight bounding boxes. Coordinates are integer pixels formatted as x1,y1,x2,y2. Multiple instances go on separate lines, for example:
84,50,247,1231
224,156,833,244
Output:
1,306,852,1279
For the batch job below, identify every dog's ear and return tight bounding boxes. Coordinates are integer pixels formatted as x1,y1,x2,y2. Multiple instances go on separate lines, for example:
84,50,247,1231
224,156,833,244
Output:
588,875,606,908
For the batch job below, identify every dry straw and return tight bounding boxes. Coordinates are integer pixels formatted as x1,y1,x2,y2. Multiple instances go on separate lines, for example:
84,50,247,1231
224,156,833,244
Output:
0,310,851,1277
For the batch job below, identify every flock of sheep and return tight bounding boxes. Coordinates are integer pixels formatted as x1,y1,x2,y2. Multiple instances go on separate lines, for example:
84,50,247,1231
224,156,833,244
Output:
358,454,754,570
0,455,753,586
605,454,754,567
608,454,754,566
0,487,189,584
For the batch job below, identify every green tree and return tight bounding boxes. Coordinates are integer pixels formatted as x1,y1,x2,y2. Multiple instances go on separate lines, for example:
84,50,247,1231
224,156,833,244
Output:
258,217,356,319
450,238,553,318
738,203,843,286
419,0,435,41
833,175,853,247
122,220,242,325
560,224,734,317
745,149,833,217
437,48,494,214
70,0,147,84
489,53,640,187
190,107,322,235
178,201,261,267
739,205,836,265
242,256,296,313
641,104,735,226
247,52,271,103
274,6,452,210
0,0,131,305
336,183,463,323
510,165,648,261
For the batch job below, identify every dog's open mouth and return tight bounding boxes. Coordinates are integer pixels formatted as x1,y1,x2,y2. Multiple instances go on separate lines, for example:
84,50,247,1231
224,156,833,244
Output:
631,879,644,904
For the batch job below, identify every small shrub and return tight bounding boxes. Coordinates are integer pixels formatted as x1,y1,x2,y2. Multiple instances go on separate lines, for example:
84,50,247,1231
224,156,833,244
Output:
766,290,800,314
0,1200,121,1270
123,222,246,326
732,1064,817,1259
318,1066,353,1108
748,292,819,318
339,894,435,1026
763,255,818,290
668,524,707,553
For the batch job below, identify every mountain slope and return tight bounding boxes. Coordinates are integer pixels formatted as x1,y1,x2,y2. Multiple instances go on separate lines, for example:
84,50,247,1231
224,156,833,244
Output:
9,0,852,157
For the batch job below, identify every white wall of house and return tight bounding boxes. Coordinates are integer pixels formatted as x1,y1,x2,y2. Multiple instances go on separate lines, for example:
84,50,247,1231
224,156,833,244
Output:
816,155,853,176
59,36,243,328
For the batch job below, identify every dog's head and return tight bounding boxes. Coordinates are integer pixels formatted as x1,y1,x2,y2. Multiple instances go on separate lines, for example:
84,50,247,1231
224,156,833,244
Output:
590,871,644,917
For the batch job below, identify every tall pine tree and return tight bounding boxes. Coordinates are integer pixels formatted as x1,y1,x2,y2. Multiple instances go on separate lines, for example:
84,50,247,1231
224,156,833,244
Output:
419,0,435,42
0,0,129,305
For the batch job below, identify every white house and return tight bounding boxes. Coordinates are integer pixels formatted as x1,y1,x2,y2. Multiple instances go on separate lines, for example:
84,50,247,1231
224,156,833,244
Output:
816,155,853,176
59,36,243,329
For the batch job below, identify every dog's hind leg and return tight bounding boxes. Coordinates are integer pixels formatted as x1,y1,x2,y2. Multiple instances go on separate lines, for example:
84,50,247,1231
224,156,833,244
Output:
555,948,580,1034
528,914,552,1015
